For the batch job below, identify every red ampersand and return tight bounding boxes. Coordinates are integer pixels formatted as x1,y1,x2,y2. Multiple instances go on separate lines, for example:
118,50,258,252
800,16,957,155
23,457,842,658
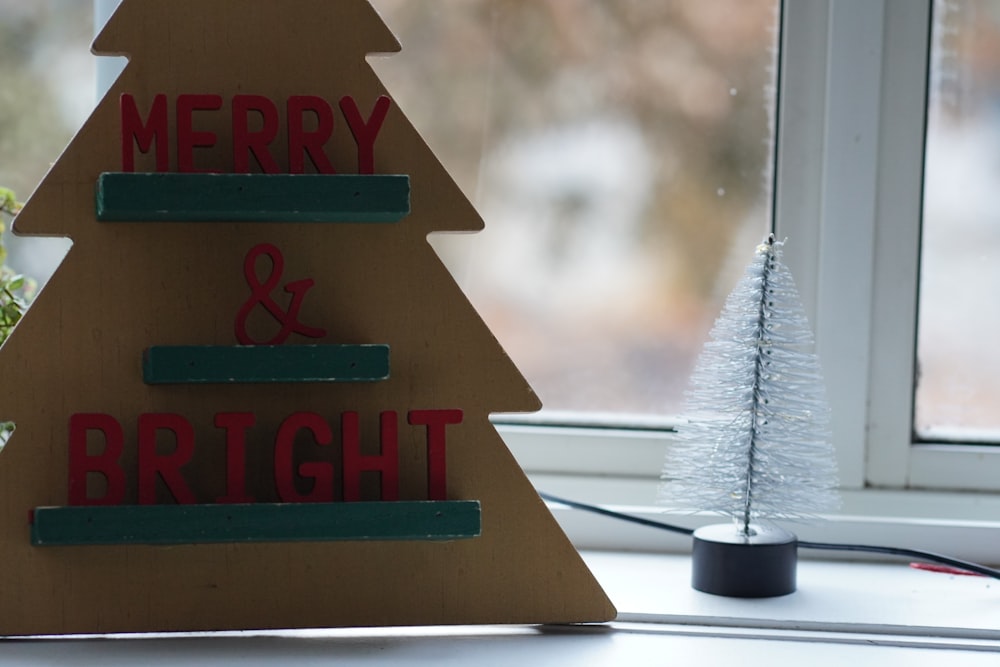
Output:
234,243,327,345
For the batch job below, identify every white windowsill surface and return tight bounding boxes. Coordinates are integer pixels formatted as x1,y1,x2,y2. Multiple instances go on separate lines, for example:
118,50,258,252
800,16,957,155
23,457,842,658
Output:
587,551,998,638
4,551,998,665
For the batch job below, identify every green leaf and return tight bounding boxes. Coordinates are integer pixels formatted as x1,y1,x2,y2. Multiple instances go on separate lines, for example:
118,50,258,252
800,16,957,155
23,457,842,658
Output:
0,187,22,215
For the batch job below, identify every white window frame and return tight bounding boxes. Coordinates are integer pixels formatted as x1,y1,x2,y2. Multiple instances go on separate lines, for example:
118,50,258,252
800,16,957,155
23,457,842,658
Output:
501,0,1000,561
776,0,1000,494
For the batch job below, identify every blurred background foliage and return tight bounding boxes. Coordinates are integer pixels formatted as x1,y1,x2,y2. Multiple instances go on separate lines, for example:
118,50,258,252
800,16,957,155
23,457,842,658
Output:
370,0,777,415
0,1,91,198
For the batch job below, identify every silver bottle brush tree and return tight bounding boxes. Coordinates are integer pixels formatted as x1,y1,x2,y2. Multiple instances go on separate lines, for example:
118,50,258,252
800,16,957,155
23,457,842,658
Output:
659,234,839,597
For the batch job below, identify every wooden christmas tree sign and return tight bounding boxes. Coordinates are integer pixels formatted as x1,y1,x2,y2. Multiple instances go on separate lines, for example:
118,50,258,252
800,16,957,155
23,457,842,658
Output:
0,0,614,635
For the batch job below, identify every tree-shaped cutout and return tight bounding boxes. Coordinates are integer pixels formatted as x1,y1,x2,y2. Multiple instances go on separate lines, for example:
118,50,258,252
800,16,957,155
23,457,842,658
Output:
659,235,839,532
0,0,613,635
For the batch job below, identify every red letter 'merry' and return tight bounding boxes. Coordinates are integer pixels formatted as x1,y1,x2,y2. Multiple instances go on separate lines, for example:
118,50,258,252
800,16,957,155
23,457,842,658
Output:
121,93,169,172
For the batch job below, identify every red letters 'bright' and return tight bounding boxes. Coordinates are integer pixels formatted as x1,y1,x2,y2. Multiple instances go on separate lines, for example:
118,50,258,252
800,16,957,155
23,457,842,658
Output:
68,413,127,506
274,412,334,502
342,411,400,501
138,413,197,504
215,412,256,503
407,409,463,501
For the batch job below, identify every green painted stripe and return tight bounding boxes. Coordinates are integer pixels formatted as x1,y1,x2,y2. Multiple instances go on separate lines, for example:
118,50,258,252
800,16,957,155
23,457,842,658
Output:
143,344,390,384
31,501,481,546
96,173,410,222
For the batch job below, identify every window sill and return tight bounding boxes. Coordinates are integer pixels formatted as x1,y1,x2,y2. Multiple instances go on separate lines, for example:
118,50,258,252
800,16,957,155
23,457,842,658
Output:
585,551,998,642
5,551,998,664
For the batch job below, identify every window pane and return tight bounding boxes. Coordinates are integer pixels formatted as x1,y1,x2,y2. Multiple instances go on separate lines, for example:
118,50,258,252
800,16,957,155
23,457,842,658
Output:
918,0,1000,440
0,1,87,281
370,0,778,418
5,1,779,421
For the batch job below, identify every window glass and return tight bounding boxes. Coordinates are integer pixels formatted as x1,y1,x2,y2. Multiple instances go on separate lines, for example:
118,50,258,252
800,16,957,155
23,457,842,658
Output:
0,0,87,281
918,0,1000,441
370,0,778,417
4,1,779,421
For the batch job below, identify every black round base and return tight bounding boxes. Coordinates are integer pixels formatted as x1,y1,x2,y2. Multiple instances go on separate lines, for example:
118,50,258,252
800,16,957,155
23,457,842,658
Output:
691,523,798,598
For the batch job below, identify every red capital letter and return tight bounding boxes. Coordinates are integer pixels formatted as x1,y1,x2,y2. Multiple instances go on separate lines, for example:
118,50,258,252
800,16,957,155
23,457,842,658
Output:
233,95,280,173
68,413,126,506
215,412,256,503
407,409,463,500
138,413,197,504
274,412,334,502
339,95,391,174
121,93,168,172
176,93,223,173
342,411,399,501
288,95,336,174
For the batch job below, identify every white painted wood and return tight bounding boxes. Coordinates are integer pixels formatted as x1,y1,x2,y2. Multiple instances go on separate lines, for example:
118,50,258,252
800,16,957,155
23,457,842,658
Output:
498,423,674,477
815,0,885,488
773,0,888,490
734,0,1000,495
864,0,930,487
773,0,830,328
909,445,1000,491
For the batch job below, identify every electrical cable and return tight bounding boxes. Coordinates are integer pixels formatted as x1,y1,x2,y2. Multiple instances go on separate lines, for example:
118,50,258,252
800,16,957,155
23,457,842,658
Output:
538,491,693,536
796,540,1000,579
538,491,1000,582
